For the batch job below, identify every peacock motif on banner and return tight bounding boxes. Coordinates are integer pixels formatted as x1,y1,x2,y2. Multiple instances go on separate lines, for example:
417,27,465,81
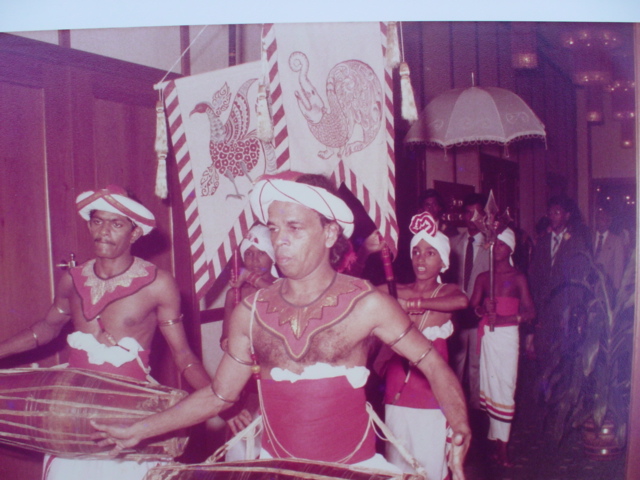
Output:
288,52,383,160
190,78,275,199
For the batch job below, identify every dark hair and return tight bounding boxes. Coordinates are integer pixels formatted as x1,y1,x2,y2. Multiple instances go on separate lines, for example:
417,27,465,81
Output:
418,189,445,211
295,173,352,270
548,194,585,226
462,193,487,209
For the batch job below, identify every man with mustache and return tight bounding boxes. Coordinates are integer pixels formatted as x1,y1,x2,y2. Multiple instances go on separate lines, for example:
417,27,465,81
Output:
0,185,210,480
94,173,472,480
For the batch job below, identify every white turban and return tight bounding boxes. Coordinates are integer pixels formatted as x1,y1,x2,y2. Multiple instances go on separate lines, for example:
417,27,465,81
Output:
497,227,516,265
240,224,278,277
250,178,354,238
409,212,450,273
76,185,156,235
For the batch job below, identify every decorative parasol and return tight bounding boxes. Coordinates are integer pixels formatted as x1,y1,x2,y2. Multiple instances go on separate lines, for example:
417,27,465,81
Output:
404,85,546,154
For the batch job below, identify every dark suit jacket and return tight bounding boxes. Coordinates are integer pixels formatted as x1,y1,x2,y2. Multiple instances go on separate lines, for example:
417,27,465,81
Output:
528,226,590,308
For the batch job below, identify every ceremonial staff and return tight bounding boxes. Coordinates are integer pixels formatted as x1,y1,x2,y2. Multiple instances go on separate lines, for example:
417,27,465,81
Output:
471,190,512,331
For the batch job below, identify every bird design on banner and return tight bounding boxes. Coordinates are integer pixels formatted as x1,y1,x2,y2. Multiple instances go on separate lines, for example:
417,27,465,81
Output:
288,52,383,160
190,78,276,199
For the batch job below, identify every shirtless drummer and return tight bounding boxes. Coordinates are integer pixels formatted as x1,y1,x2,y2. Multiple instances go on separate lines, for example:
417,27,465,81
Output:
94,174,472,479
0,185,210,479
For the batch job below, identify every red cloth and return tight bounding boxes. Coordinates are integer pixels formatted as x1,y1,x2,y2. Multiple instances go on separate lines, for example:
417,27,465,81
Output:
260,376,375,464
70,258,157,320
247,275,374,360
384,337,448,409
68,347,150,382
477,296,520,351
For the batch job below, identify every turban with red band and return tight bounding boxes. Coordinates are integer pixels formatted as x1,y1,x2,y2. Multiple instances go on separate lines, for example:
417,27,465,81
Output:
250,176,354,239
76,185,156,235
409,211,450,273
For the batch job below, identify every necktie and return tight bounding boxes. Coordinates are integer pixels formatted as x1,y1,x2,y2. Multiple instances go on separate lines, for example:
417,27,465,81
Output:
595,233,604,258
551,234,561,265
464,236,474,291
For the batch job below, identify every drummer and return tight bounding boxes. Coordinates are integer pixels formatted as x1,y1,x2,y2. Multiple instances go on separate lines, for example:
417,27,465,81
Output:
94,173,471,480
0,185,211,480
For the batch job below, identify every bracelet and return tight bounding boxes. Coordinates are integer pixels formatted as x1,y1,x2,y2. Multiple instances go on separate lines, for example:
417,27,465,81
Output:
54,304,69,315
406,298,424,312
29,326,40,348
159,315,183,327
409,344,433,368
474,306,484,317
210,383,239,404
180,361,201,376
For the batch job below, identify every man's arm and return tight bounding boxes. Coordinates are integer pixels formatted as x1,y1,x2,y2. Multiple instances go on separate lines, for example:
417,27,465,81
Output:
0,273,73,360
155,270,211,390
93,301,254,454
369,292,470,480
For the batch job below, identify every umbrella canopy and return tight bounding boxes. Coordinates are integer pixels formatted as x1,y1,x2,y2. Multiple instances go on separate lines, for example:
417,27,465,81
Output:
404,86,546,149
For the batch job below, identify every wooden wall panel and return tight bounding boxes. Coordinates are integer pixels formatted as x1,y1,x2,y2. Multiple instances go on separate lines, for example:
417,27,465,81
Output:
0,82,52,342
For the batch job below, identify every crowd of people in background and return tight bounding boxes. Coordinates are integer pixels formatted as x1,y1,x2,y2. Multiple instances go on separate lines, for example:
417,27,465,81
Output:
0,175,634,480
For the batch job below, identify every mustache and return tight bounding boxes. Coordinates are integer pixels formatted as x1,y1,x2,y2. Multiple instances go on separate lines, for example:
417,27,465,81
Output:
94,238,115,246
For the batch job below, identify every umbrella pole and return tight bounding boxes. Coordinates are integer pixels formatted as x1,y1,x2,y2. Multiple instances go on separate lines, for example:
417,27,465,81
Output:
232,249,241,307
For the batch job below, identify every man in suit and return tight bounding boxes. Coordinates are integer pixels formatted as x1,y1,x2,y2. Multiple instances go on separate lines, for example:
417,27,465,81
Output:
448,193,491,410
528,195,590,372
593,204,626,290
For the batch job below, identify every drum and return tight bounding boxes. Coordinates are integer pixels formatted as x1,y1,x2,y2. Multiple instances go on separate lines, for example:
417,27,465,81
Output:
0,367,189,461
144,459,421,480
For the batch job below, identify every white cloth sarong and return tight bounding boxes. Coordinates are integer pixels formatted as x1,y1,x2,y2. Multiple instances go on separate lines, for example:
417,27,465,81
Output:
479,325,519,442
384,321,453,480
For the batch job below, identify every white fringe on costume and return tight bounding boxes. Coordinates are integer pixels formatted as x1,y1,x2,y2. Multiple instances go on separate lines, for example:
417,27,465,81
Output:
479,325,519,442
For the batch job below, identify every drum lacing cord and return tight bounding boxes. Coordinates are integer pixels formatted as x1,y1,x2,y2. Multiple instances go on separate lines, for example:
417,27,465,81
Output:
366,403,427,478
206,414,264,463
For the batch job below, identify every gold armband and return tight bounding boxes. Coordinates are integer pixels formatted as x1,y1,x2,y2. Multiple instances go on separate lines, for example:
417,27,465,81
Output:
180,361,201,376
159,315,183,327
210,383,239,404
409,344,433,368
387,323,414,348
225,350,254,366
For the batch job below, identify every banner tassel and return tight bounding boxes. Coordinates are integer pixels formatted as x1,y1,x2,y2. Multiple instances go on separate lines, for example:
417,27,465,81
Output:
386,21,401,69
256,84,273,142
399,62,418,123
154,100,169,199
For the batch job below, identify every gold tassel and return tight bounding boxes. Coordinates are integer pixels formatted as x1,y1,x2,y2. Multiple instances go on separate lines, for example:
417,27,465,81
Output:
256,84,273,142
386,21,401,69
399,62,418,123
154,100,169,199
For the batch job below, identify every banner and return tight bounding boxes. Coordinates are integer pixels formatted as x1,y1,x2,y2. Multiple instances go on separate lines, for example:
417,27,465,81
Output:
162,61,277,299
263,22,398,255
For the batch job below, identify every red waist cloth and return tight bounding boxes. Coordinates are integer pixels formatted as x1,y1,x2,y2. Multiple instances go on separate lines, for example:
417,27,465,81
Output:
384,337,448,409
477,296,520,350
68,347,150,382
259,376,375,464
